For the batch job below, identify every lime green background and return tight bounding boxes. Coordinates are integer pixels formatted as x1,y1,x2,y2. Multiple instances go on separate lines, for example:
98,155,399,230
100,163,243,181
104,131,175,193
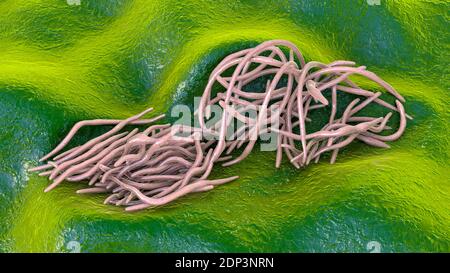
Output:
0,0,448,252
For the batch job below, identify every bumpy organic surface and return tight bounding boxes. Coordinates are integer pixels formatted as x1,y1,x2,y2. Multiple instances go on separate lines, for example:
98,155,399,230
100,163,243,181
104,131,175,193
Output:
0,0,448,252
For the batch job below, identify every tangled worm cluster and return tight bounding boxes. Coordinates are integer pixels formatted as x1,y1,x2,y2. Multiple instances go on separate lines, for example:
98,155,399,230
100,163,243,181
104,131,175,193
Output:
30,40,409,211
198,40,409,169
29,110,238,212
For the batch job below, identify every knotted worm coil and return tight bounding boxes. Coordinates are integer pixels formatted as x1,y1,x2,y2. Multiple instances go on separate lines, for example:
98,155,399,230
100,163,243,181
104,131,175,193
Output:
30,40,409,211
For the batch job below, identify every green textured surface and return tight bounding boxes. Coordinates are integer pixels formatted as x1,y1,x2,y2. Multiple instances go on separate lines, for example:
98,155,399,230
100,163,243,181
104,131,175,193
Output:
0,0,449,252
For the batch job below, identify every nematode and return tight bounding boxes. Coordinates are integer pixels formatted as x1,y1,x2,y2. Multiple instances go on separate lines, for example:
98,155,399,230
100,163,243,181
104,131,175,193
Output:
30,40,410,211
